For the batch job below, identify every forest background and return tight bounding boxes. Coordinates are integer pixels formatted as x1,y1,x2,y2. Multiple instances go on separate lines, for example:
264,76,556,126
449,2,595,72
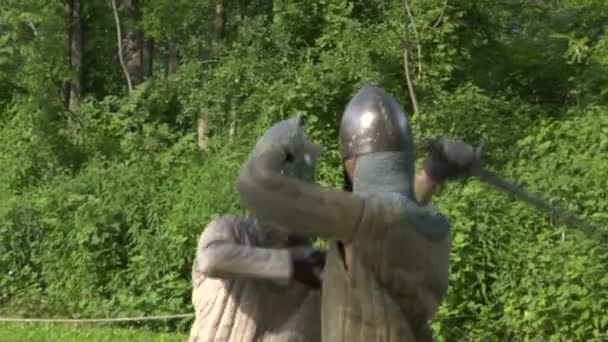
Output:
1,0,607,340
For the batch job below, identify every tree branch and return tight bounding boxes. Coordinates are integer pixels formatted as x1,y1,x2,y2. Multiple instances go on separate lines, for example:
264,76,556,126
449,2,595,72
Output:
403,0,423,80
111,0,133,94
27,22,38,36
403,0,419,38
402,0,419,115
432,0,449,29
403,49,419,115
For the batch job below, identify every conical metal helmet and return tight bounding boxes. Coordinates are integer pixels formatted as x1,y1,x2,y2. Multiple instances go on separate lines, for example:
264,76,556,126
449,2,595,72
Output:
339,85,413,161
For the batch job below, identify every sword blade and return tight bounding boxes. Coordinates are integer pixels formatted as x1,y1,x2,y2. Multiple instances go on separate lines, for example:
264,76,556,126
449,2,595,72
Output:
474,168,604,241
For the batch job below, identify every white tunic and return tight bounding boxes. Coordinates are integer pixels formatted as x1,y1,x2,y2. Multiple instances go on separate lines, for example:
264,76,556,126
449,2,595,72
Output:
189,215,321,342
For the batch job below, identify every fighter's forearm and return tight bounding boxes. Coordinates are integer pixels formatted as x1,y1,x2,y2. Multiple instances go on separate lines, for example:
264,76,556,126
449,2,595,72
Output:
237,148,365,242
196,241,293,284
414,170,437,206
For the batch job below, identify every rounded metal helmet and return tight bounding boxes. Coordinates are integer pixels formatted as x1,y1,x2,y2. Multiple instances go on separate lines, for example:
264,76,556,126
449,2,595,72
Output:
339,85,413,161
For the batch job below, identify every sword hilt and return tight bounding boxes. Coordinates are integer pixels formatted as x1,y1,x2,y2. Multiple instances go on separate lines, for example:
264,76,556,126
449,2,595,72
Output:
418,136,605,242
419,136,486,176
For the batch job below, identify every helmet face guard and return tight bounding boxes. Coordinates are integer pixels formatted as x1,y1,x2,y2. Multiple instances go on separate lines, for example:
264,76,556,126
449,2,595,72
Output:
339,85,413,162
252,115,322,183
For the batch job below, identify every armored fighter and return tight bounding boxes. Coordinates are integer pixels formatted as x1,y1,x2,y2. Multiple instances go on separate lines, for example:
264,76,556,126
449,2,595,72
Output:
189,116,325,342
237,85,475,341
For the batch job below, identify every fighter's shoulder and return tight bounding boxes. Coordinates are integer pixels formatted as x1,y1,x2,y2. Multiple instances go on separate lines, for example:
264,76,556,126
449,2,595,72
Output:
200,215,255,241
205,215,251,228
365,194,451,234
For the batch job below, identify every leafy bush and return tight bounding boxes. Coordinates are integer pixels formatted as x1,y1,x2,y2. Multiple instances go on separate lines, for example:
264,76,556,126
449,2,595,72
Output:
433,105,608,341
1,0,607,339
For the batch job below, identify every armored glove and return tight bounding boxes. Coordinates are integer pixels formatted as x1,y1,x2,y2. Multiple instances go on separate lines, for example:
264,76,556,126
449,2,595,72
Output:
288,246,326,290
422,137,480,182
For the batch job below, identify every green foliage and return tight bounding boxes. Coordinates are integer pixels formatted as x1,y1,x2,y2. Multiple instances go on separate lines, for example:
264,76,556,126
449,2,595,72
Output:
432,105,608,341
1,84,246,332
0,323,186,342
1,0,607,339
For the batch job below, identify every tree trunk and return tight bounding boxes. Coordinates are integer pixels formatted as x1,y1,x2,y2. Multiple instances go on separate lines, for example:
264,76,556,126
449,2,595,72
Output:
69,0,83,113
213,0,227,41
196,0,228,151
142,37,154,80
166,41,179,75
62,0,73,110
236,0,245,33
122,0,143,86
197,116,210,151
111,0,133,93
118,0,153,85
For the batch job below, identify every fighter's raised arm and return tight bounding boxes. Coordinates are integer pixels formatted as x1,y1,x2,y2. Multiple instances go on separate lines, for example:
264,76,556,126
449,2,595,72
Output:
236,116,366,243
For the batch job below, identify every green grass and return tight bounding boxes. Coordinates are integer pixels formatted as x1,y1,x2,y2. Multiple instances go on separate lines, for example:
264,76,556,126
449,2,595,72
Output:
0,323,187,342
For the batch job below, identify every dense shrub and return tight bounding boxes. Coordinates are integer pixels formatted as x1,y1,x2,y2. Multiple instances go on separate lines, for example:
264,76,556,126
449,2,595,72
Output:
433,105,608,341
1,0,607,338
